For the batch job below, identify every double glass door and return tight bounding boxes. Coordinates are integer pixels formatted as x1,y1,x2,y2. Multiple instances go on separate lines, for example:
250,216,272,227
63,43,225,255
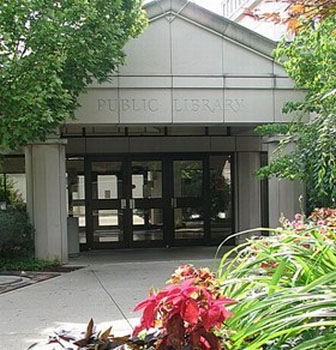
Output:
85,154,233,249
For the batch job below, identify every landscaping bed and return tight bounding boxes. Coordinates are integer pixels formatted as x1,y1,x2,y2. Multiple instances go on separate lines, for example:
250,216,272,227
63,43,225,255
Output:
0,257,83,294
0,271,60,295
0,256,60,272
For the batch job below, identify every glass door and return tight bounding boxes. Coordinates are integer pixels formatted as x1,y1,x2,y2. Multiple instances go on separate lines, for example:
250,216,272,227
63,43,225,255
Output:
171,159,206,244
85,154,234,250
87,159,129,248
130,160,165,247
209,155,234,243
66,157,87,245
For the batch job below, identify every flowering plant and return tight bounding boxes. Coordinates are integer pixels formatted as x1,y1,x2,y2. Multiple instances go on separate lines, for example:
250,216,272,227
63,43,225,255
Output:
280,208,336,240
133,265,235,350
309,207,336,228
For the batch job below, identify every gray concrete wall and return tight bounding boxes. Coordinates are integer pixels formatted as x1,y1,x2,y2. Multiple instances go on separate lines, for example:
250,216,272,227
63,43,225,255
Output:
25,140,68,263
69,0,305,126
236,152,262,242
266,141,305,227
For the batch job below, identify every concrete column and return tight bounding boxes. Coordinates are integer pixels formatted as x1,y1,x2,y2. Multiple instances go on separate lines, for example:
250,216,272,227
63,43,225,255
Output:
266,139,305,227
25,139,68,263
236,152,262,242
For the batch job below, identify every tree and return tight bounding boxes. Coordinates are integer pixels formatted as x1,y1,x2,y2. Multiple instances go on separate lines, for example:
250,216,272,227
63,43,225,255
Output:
247,0,336,33
0,0,147,150
256,18,336,210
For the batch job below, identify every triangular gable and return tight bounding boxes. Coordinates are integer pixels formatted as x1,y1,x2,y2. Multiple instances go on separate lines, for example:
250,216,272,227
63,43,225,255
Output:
73,0,304,126
119,0,280,76
146,0,276,56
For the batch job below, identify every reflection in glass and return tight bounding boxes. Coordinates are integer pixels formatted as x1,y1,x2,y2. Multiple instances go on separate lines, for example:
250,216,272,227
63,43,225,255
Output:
174,160,203,198
174,207,204,240
92,162,123,199
66,158,86,244
132,208,163,241
72,205,86,243
0,157,26,204
209,155,232,240
93,209,123,242
5,174,27,203
132,161,162,199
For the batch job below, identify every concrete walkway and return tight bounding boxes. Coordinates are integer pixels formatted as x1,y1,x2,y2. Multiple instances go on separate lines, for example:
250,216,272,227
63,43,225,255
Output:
0,246,229,350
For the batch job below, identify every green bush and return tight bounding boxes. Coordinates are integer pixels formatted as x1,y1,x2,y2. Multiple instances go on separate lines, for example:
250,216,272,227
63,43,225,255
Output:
217,224,336,350
0,208,34,258
0,256,59,271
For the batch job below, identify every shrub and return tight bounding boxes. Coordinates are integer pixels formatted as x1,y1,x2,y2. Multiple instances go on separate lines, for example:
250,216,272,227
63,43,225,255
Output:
217,216,336,349
133,265,236,350
0,256,59,271
280,207,336,233
0,208,34,258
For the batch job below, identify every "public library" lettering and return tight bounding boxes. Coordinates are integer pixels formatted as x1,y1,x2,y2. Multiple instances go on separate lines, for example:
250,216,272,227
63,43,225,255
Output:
97,98,244,113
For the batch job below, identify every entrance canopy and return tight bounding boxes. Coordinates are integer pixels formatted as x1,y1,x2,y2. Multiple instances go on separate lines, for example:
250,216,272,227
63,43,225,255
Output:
71,0,304,127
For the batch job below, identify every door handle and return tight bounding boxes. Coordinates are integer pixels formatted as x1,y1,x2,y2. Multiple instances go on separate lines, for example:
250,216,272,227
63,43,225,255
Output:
130,199,135,209
171,198,177,208
121,199,127,209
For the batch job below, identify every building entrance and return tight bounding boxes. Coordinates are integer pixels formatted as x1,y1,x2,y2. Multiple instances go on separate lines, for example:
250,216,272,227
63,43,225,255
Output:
68,153,234,249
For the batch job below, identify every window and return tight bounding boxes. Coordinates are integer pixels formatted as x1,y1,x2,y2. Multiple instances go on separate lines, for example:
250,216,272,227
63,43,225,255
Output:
0,157,26,208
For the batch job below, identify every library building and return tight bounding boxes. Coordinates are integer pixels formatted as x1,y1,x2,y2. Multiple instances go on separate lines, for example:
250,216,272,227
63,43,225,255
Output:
1,0,304,262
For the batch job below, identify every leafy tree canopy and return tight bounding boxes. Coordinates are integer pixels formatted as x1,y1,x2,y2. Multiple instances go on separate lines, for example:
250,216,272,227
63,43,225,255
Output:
0,0,147,150
256,18,336,210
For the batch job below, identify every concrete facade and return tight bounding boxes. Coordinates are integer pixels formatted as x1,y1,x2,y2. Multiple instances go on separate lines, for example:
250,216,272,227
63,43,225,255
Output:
265,139,305,227
19,0,305,260
71,0,303,127
25,140,68,263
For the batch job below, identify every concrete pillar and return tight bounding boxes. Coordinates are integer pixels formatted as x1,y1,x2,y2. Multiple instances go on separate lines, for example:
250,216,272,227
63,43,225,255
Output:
236,152,262,242
25,139,68,263
266,139,305,227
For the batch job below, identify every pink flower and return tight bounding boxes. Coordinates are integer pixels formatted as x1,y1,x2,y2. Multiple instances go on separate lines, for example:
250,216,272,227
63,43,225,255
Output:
294,213,302,221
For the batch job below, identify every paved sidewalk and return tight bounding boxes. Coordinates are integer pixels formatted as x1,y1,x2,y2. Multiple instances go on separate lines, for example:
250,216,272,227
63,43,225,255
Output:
0,246,229,350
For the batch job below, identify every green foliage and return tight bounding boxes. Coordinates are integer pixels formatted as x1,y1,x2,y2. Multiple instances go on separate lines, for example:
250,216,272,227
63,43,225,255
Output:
217,225,336,350
0,208,34,257
255,123,291,136
0,174,25,208
210,172,231,220
0,256,59,271
274,19,335,112
257,18,336,210
0,0,147,150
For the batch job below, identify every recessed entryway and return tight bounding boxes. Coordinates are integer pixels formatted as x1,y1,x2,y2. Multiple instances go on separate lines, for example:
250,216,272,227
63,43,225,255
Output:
67,153,234,250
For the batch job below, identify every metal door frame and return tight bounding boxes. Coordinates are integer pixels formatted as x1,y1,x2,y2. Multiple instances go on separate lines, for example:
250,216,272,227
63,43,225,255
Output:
82,152,235,250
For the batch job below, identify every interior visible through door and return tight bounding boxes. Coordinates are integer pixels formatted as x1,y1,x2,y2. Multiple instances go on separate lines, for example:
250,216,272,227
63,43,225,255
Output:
66,153,234,249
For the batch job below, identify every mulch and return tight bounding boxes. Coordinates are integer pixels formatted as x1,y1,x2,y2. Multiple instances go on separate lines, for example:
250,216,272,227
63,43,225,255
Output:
0,266,83,295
